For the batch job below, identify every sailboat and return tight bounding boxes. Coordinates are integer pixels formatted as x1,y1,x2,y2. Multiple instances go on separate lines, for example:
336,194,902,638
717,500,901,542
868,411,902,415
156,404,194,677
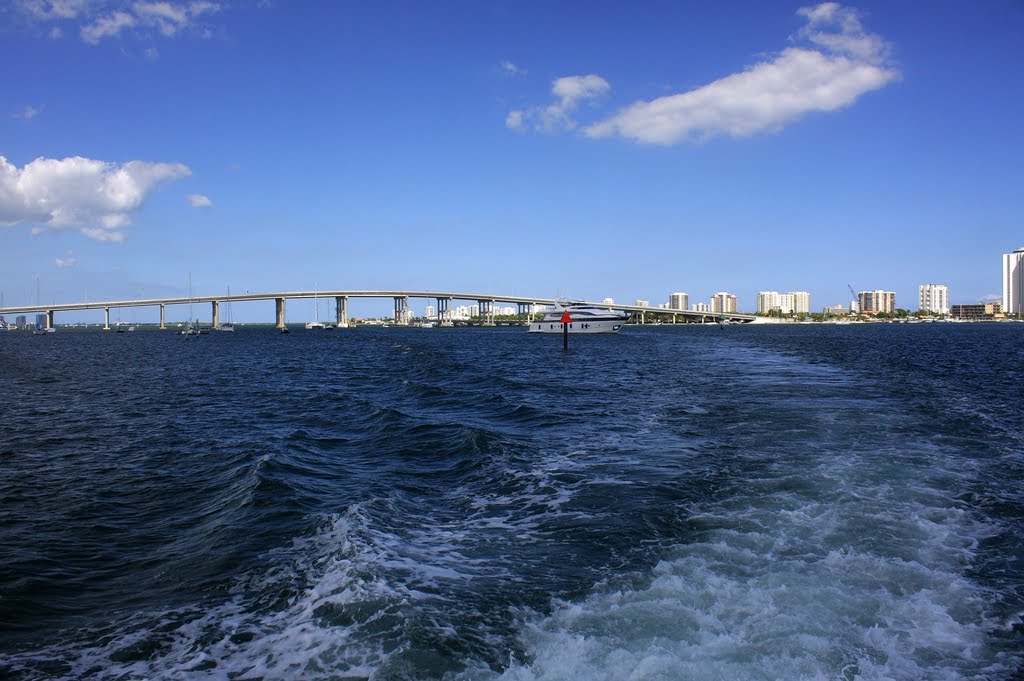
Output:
32,278,54,334
305,284,326,329
217,286,235,331
181,274,200,336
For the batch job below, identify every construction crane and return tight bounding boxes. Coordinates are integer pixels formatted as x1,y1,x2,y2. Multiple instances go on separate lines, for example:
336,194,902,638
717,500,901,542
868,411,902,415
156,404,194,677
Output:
848,284,859,313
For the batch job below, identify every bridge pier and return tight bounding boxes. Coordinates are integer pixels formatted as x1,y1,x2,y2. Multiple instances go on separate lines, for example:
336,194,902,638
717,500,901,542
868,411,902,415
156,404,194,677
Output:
437,297,453,326
393,296,409,325
335,296,348,327
478,300,495,326
275,298,286,329
212,301,219,329
104,307,110,330
46,310,54,330
159,304,166,329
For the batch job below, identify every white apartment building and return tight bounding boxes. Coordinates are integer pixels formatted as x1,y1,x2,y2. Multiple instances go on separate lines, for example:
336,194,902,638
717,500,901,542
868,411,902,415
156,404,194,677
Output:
1003,248,1024,314
790,291,810,314
757,291,809,315
691,303,710,313
669,292,689,310
634,299,650,307
757,291,780,314
918,284,949,315
602,298,615,306
711,292,737,314
858,290,896,314
425,305,436,318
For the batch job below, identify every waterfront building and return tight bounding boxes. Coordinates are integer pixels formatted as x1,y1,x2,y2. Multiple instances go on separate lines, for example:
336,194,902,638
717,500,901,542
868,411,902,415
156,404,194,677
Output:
757,291,780,314
711,292,737,314
16,315,27,328
857,290,896,315
918,284,949,315
657,303,669,309
1004,247,1024,314
789,291,811,314
634,299,650,308
602,298,615,306
757,290,810,315
823,304,851,316
691,303,710,313
669,292,689,310
952,302,1002,320
425,305,436,319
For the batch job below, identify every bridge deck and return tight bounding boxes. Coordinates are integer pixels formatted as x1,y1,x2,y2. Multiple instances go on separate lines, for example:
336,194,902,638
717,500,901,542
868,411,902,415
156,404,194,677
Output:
0,290,756,322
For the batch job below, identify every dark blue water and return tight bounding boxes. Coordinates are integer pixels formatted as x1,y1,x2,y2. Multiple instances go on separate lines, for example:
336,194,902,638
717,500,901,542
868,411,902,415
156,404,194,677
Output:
1,324,1022,680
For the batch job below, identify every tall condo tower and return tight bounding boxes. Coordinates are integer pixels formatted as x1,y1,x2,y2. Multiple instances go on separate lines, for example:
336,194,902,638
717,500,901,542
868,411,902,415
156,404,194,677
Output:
918,284,949,315
711,292,737,314
668,292,689,310
1004,247,1024,315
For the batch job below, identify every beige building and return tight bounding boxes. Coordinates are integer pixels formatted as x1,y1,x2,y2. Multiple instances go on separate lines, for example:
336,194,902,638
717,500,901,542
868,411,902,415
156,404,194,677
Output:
711,292,737,314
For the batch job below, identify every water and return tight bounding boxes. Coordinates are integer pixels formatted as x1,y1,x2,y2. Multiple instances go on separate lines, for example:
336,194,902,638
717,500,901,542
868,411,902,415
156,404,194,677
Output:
1,324,1022,680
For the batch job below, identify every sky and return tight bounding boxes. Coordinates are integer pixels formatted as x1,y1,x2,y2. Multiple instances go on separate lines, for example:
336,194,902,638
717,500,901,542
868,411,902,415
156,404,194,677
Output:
1,0,1023,322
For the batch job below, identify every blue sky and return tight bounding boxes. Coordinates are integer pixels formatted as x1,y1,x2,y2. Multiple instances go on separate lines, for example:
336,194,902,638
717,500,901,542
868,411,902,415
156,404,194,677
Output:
1,0,1022,321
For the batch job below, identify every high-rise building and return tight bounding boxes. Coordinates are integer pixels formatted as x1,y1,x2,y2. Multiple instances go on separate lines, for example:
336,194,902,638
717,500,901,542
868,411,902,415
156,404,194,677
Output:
757,290,809,314
1004,247,1024,315
602,298,615,306
789,291,811,314
634,299,650,307
757,291,780,314
858,290,896,314
711,292,737,314
669,292,688,310
691,303,710,313
918,284,949,315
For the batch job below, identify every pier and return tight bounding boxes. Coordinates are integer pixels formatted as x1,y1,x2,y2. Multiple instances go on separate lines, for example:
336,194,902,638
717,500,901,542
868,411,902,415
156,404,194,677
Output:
0,290,756,329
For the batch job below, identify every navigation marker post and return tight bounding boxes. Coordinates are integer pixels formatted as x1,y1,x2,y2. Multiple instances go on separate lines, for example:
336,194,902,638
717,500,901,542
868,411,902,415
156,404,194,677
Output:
561,310,572,350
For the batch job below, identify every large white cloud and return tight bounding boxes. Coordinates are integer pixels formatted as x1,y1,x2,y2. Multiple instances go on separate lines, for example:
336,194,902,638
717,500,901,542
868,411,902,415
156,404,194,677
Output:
507,3,898,145
0,155,191,242
586,2,898,144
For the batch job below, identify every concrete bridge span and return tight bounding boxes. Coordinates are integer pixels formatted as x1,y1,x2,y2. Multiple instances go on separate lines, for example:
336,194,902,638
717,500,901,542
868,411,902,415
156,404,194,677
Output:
0,290,756,329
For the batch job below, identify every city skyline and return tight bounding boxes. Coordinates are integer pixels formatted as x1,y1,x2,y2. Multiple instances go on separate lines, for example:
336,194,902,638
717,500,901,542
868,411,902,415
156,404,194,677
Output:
1,2,1022,321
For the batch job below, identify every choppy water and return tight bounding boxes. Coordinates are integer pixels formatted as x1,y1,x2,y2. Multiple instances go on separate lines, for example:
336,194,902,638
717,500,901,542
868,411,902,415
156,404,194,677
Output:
1,324,1022,680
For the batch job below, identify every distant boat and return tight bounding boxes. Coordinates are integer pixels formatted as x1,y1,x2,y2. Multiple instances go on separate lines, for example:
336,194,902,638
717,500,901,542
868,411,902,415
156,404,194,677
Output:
419,321,435,328
306,284,326,329
217,286,235,331
528,302,628,334
181,275,200,337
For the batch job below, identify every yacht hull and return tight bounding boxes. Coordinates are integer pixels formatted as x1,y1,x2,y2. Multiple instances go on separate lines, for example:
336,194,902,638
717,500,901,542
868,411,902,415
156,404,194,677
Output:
528,319,626,334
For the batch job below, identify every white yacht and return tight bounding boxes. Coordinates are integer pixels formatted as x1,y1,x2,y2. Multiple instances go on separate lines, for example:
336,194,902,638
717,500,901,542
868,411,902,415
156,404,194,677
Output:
528,302,629,334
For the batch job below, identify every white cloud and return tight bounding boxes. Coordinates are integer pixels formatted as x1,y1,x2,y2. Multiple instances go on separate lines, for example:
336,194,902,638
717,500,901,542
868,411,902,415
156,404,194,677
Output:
500,60,527,77
187,193,212,207
14,0,223,44
81,10,135,43
0,155,191,242
15,0,92,20
12,105,42,120
505,110,524,130
507,74,610,132
55,251,77,267
586,2,898,145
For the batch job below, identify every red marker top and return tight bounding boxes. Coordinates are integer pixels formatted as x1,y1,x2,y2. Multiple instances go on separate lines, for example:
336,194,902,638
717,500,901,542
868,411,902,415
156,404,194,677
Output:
560,311,573,324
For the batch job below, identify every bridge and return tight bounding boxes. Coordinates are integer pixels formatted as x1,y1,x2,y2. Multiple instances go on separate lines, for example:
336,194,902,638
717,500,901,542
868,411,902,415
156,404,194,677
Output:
0,290,756,330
